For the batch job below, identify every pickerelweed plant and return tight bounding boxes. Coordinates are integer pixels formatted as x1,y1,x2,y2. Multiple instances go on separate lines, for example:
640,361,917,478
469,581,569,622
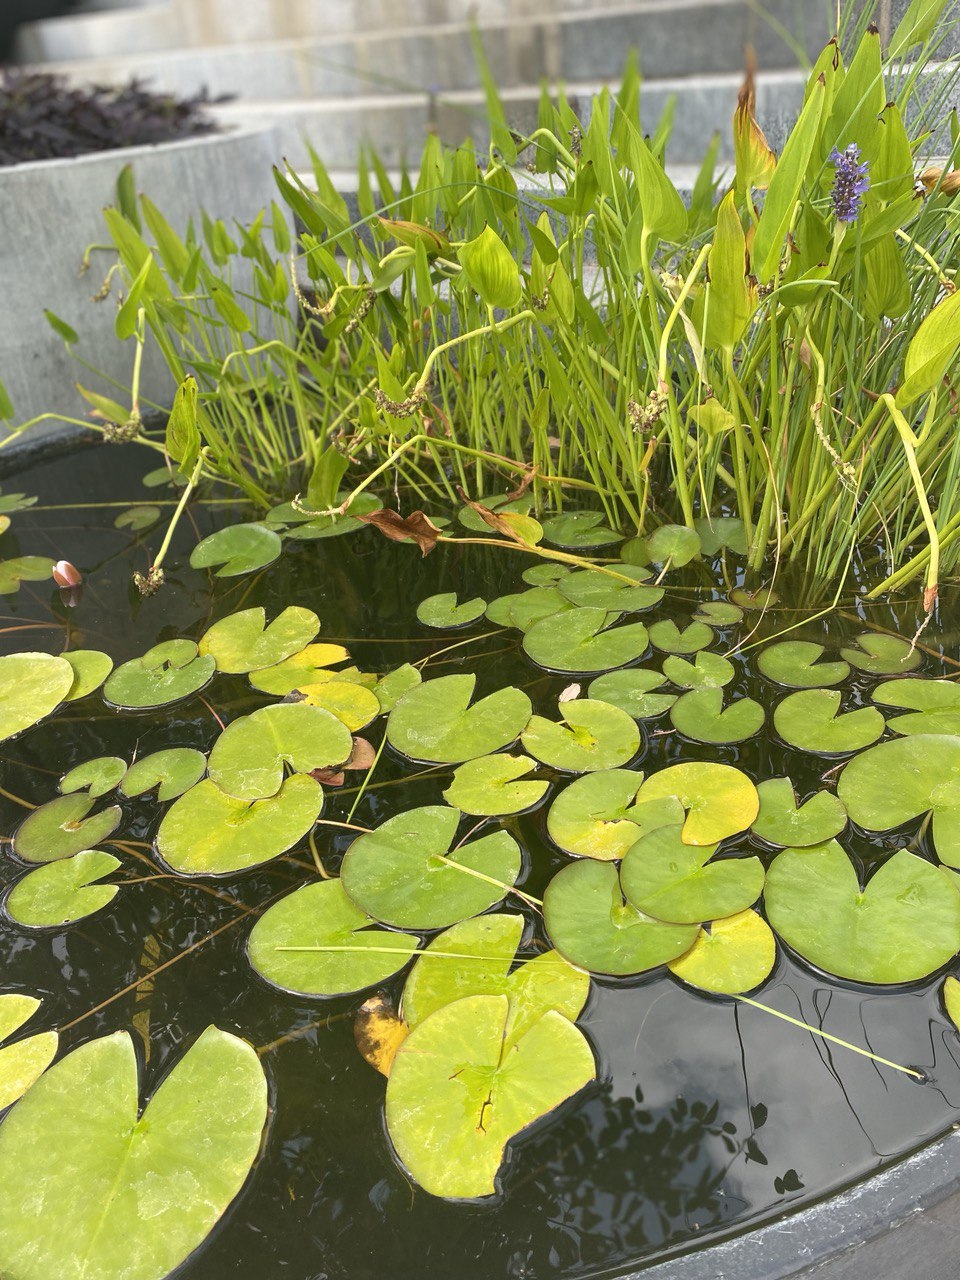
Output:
7,0,960,606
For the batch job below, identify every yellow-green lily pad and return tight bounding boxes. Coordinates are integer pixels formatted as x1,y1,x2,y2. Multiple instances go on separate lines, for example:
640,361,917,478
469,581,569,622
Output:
757,640,850,689
372,663,421,713
668,910,776,994
6,850,120,928
620,824,764,924
773,689,885,753
0,557,55,595
443,754,548,816
199,605,319,674
189,522,282,577
540,512,620,549
587,668,676,718
557,565,662,612
840,632,921,675
13,794,121,864
521,699,640,772
103,640,215,710
752,777,846,847
0,652,73,743
485,586,572,631
300,680,381,732
0,994,57,1111
670,689,765,744
634,763,759,845
663,651,735,690
523,606,648,674
119,748,207,802
387,674,531,765
60,756,126,798
546,769,682,861
62,650,113,701
416,593,486,628
872,678,960,736
648,619,714,654
207,702,352,800
248,643,350,695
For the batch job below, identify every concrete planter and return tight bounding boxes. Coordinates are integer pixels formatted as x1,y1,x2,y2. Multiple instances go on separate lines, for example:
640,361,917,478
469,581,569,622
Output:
0,123,281,439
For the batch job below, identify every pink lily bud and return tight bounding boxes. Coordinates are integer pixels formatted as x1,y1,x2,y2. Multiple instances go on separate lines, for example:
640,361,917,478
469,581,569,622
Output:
52,560,82,588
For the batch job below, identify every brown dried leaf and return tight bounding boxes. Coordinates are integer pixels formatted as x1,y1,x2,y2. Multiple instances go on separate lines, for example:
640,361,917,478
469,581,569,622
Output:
310,767,345,787
456,488,542,547
356,508,442,557
354,994,409,1077
558,683,581,703
346,736,377,770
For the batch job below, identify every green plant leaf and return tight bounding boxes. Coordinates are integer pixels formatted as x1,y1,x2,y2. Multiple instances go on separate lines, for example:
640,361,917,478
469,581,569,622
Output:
372,663,421,713
634,763,759,845
156,775,321,875
458,225,522,310
896,265,960,406
758,640,850,688
692,601,744,626
341,805,521,929
265,492,382,540
207,703,352,801
306,445,350,511
557,565,662,612
522,699,640,772
189,523,282,578
539,512,621,549
62,650,113,701
645,524,701,567
386,994,594,1198
6,850,120,928
486,586,572,631
248,643,349,695
773,689,885,753
416,593,487,629
547,769,682,861
60,756,126,798
694,518,748,556
523,607,648,674
247,879,419,996
300,680,381,732
648,620,714,654
0,995,57,1111
0,1025,267,1280
620,824,764,924
120,748,207,801
627,126,688,244
43,309,78,346
698,189,754,350
521,562,569,586
873,678,960,735
668,910,776,995
752,777,846,847
670,689,765,744
0,653,73,742
764,840,960,983
114,505,161,532
13,795,121,864
199,606,320,674
103,640,216,710
839,632,921,675
386,674,531,764
443,754,548,816
165,377,201,476
944,974,960,1032
662,650,735,690
587,668,677,718
0,557,55,595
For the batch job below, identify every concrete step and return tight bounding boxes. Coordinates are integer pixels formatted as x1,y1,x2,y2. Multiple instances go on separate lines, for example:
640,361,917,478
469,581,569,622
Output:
13,4,185,61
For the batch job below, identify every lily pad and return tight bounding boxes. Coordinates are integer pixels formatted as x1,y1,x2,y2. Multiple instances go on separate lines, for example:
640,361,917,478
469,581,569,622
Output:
840,633,921,675
872,679,960,736
645,524,701,567
62,650,113,701
486,586,571,631
0,652,73,742
208,702,352,801
523,607,648,674
199,606,319,674
385,994,595,1198
547,769,682,861
0,994,57,1111
249,643,350,695
586,669,676,719
103,640,216,710
544,859,699,975
521,699,640,772
114,504,161,531
60,756,126,798
247,879,419,996
443,754,548,816
119,748,207,801
695,517,748,556
764,840,960,983
265,491,382,539
401,914,589,1046
620,825,764,924
416,593,486,628
6,850,120,928
0,1025,267,1280
0,557,55,595
634,763,760,845
300,680,381,732
13,794,121,863
837,734,960,867
189,522,282,577
670,689,765,744
373,663,421,713
773,689,885,753
668,910,776,994
458,496,533,534
662,651,735,690
540,512,621,549
730,586,779,610
521,562,569,586
557,565,662,612
757,640,850,689
752,777,847,847
342,805,521,929
944,975,960,1032
648,620,714,654
387,674,531,764
693,601,743,626
156,775,321,875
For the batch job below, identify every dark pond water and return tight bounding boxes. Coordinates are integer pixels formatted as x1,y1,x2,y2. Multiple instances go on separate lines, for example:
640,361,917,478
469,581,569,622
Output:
3,437,960,1280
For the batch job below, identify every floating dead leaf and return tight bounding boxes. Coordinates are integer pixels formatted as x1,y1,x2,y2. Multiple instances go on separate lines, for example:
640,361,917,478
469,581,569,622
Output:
456,488,542,547
354,994,409,1076
559,683,581,703
310,767,345,787
346,736,377,770
356,508,442,557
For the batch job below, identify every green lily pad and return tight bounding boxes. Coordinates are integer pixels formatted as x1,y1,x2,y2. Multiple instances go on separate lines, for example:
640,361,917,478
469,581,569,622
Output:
199,606,320,674
0,652,73,742
547,769,682,861
662,651,735,690
387,674,531,764
265,491,382,539
773,689,885,753
540,512,621,549
247,879,419,996
486,586,572,631
6,850,120,927
401,914,589,1046
248,642,350,695
645,524,701,567
556,565,662,612
0,557,55,595
373,663,421,713
840,632,921,675
189,522,282,577
521,562,569,586
457,496,533,533
208,703,352,801
872,678,960,735
156,775,321,875
586,669,677,719
521,699,640,772
648,620,714,654
0,1025,267,1280
730,586,779,610
634,763,760,845
944,975,960,1032
119,748,208,801
752,777,847,846
62,650,113,701
757,640,850,689
114,504,161,531
300,680,381,732
764,840,960,983
523,607,648,674
670,689,765,744
60,756,126,798
416,593,486,628
695,517,748,556
668,910,776,994
103,640,216,710
443,754,548,816
620,825,764,924
692,601,744,626
0,994,57,1111
385,993,595,1198
837,734,960,867
13,794,121,864
341,805,521,929
544,859,699,975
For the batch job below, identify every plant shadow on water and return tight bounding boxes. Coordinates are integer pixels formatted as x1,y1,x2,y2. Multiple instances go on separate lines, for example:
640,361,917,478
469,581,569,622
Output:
5,439,960,1280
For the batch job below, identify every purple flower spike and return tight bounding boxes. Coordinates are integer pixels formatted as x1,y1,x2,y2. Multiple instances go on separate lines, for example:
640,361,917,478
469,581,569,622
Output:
830,143,870,223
